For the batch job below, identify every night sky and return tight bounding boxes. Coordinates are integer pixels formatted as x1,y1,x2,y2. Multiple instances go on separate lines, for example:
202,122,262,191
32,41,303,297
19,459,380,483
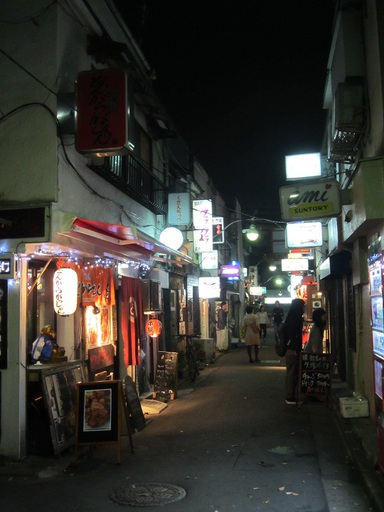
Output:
115,0,335,220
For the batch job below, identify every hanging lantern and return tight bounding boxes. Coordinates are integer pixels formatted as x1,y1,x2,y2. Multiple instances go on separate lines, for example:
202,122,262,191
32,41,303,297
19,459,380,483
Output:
145,317,162,338
53,268,78,316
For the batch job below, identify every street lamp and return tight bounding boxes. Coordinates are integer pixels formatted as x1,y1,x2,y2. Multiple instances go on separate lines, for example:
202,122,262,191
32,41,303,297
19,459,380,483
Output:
224,219,259,242
242,223,259,241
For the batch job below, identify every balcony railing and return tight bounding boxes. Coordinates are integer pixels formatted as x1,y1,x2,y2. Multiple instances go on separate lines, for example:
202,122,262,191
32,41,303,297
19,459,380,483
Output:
89,154,166,214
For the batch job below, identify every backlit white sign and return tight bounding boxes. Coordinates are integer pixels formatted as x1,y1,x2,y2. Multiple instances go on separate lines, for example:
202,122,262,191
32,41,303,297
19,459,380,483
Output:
281,258,309,271
286,222,323,248
200,251,218,270
285,152,321,180
199,277,220,299
193,199,212,229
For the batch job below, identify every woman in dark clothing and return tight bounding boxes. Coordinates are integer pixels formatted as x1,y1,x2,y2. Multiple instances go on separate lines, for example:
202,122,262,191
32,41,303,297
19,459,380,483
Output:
284,298,306,405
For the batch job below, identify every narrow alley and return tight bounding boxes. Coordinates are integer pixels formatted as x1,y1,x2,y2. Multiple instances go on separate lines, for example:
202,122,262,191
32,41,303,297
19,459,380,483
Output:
0,331,377,512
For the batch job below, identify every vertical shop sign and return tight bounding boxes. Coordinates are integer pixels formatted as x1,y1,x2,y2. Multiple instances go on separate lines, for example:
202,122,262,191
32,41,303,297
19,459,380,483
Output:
212,217,224,244
192,200,213,253
168,193,191,225
76,69,133,155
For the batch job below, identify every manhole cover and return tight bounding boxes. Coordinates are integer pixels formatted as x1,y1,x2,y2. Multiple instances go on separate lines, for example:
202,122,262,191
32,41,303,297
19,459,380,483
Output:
109,482,186,507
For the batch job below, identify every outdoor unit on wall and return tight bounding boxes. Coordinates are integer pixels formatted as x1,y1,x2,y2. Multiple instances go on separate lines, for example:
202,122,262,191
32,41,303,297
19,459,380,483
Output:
76,68,135,156
142,280,161,312
329,82,364,163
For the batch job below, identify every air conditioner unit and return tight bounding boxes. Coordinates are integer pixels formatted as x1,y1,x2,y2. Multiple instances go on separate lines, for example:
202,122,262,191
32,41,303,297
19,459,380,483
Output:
328,82,364,163
332,82,364,136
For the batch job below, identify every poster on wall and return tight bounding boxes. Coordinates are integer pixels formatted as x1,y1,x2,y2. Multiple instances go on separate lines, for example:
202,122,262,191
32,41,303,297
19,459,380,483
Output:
374,360,383,400
369,261,382,296
373,330,384,359
371,296,384,332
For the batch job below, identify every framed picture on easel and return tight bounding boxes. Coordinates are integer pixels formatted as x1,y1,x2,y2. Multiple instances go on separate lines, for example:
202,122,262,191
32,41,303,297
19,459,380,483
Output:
74,380,122,464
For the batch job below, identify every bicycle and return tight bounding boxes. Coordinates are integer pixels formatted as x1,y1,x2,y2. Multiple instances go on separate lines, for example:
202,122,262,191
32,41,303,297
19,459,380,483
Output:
177,334,201,382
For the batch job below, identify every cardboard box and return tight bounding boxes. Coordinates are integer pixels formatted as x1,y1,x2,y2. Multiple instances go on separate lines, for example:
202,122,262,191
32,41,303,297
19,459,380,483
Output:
339,396,369,418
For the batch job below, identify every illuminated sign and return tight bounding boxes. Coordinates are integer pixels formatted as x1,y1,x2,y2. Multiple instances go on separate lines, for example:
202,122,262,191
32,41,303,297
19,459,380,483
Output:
285,152,322,180
199,277,220,299
193,199,212,228
220,264,241,278
193,200,213,253
212,217,224,244
279,180,341,221
286,221,323,248
281,258,309,272
200,251,218,270
0,254,14,279
250,286,266,296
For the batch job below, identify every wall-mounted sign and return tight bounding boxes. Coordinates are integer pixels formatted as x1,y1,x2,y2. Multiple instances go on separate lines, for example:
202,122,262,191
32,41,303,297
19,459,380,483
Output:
248,266,258,286
168,193,191,225
212,217,224,244
286,222,323,248
192,199,212,229
279,180,341,221
76,69,133,155
193,229,213,253
0,254,14,279
220,264,241,278
250,286,266,296
281,258,309,272
200,251,218,270
193,200,213,253
198,277,220,299
285,152,322,180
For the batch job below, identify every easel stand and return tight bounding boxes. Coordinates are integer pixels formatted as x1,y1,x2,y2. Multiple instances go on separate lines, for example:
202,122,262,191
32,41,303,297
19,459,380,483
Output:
74,380,134,465
298,352,332,409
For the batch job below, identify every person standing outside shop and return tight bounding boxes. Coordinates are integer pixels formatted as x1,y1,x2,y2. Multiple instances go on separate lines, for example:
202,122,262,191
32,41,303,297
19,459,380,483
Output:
256,305,269,340
272,300,284,338
216,301,229,352
242,305,261,363
284,298,305,405
304,308,326,353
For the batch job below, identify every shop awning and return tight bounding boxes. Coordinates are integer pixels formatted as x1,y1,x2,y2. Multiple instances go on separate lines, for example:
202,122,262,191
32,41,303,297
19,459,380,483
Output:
59,217,193,265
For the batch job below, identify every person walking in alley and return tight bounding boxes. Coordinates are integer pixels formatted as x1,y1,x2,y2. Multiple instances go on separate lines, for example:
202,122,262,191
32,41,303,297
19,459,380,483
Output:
272,300,284,338
304,308,326,354
242,305,261,363
256,305,269,340
284,298,305,405
216,301,229,351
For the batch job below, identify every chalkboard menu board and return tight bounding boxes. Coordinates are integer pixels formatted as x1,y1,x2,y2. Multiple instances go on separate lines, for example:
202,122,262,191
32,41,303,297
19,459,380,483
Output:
123,376,146,432
154,351,178,402
299,353,331,402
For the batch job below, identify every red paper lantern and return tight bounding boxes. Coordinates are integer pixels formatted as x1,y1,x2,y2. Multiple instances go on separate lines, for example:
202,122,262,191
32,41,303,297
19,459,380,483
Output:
145,318,162,338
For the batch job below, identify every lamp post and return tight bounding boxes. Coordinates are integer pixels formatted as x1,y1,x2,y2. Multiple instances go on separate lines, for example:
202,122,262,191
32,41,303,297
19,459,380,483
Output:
224,219,260,242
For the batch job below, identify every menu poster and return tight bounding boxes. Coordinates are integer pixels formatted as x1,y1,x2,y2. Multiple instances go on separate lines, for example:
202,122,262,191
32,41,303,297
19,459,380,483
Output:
374,360,383,400
371,296,384,331
369,261,382,296
373,330,384,359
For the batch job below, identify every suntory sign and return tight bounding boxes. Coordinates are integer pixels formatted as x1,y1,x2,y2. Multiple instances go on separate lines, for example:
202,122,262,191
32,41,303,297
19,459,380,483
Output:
279,180,341,221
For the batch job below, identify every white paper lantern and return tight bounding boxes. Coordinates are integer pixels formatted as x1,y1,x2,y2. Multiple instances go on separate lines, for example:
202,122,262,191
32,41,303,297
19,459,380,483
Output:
53,268,78,316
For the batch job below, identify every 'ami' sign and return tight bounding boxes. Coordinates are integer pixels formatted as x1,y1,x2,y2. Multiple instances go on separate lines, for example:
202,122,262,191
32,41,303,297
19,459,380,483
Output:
279,180,341,221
